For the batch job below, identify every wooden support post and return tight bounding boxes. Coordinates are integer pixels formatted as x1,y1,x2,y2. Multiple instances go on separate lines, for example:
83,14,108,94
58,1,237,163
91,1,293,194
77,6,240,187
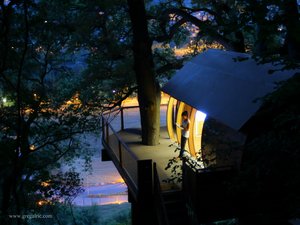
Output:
118,140,122,167
182,157,186,192
101,116,105,137
131,198,139,225
121,107,125,130
105,123,109,144
138,159,153,197
135,160,154,225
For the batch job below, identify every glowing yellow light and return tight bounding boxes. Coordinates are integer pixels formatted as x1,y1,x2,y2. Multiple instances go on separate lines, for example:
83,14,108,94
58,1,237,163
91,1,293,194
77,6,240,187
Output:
29,145,35,151
115,178,125,183
65,93,81,106
41,181,50,187
121,92,169,107
37,200,51,206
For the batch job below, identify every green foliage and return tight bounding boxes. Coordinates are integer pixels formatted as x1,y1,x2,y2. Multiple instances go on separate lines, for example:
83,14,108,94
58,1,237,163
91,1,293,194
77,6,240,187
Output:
72,0,185,109
0,0,101,222
164,153,183,184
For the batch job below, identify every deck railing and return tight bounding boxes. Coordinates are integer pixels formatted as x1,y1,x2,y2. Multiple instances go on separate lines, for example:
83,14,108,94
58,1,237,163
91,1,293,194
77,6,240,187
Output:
182,157,236,223
101,105,170,225
101,115,141,199
102,105,140,131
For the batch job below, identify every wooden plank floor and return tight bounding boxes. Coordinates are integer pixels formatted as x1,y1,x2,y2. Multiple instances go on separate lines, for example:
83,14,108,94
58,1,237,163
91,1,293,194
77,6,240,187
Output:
111,127,182,191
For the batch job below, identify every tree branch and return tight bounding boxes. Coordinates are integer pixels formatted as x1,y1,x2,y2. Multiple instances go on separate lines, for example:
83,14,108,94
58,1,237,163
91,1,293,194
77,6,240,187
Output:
102,85,138,111
153,18,188,42
162,8,243,51
156,58,185,75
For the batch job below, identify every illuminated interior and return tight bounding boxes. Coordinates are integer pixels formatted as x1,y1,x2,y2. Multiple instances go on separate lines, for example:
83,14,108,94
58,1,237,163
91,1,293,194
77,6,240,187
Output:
166,97,177,141
190,109,206,156
166,96,207,157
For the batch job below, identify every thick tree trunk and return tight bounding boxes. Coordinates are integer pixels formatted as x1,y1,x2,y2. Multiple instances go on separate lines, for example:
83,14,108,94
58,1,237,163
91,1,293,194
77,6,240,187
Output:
250,1,271,56
283,0,300,60
127,0,161,145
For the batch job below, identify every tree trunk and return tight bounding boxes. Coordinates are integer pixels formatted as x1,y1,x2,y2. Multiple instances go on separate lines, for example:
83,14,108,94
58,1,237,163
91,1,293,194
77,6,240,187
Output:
283,0,300,60
251,1,271,56
127,0,161,145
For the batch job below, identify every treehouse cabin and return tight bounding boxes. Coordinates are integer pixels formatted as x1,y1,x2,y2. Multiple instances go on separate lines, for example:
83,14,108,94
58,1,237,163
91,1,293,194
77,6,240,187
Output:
101,49,298,225
162,49,296,169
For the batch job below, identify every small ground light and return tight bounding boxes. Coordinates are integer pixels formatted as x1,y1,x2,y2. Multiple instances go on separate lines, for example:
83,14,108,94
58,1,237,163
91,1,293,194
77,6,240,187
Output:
2,97,7,103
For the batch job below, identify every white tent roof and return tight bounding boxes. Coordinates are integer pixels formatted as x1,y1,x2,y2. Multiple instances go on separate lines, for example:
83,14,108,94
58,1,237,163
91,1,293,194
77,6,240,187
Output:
162,49,298,130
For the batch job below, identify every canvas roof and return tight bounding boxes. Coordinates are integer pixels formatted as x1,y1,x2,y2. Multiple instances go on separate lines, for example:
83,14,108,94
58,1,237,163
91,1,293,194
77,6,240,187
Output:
162,49,298,130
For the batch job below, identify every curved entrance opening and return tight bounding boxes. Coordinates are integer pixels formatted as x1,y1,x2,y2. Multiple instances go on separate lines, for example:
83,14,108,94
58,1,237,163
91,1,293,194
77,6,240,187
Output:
166,96,207,157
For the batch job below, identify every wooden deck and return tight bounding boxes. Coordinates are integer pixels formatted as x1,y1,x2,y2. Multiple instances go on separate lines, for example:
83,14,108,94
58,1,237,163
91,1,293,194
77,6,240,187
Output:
101,106,184,225
118,127,180,190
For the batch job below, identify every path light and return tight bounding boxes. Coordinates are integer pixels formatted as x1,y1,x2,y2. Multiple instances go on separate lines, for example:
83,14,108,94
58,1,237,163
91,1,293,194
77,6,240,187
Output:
2,97,7,103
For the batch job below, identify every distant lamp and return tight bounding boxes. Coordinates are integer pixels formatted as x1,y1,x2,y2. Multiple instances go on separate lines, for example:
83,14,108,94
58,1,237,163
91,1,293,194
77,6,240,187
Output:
2,97,7,103
29,145,35,151
41,181,50,187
